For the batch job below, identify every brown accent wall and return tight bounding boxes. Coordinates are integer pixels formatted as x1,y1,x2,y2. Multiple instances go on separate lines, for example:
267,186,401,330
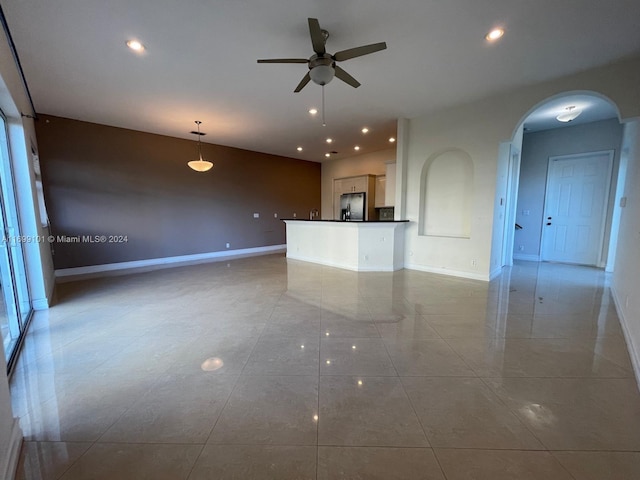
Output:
35,115,321,269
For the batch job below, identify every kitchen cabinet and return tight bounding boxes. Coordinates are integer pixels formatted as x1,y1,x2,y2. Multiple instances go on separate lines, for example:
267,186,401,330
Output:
375,175,386,208
385,162,396,207
333,174,376,220
336,176,369,193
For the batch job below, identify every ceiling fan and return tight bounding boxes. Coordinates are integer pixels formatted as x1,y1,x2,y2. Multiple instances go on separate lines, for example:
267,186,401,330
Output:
257,18,387,92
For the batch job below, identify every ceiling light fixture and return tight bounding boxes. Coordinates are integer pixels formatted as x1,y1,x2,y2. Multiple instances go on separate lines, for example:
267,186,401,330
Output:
361,127,369,134
485,28,505,42
297,146,303,151
556,105,582,123
126,40,145,52
187,121,213,172
325,153,331,158
354,146,360,151
326,138,333,143
308,108,318,115
389,137,396,143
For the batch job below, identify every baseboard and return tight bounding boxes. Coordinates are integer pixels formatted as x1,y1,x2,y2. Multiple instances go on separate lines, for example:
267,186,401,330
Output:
489,266,504,280
513,253,541,262
611,287,640,391
55,245,286,282
32,297,50,310
405,263,489,281
1,418,22,480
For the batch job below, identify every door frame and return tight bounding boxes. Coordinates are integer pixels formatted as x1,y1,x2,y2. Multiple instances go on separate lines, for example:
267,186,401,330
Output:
501,145,521,267
540,150,614,267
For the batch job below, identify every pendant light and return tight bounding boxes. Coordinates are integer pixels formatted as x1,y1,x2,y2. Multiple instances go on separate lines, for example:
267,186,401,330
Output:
187,121,213,172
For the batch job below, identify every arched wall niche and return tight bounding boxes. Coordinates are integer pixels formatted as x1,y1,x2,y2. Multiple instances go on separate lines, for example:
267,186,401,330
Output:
419,148,473,238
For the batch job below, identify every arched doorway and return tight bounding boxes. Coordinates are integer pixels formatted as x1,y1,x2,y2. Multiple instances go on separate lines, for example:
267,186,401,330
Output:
501,92,624,269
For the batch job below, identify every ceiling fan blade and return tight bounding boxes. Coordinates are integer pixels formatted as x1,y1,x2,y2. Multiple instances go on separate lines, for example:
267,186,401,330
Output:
294,72,311,92
333,42,387,62
257,58,308,64
334,65,361,88
308,18,326,55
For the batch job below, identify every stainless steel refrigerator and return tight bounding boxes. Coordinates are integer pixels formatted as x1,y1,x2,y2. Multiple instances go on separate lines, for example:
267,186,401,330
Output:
340,192,366,221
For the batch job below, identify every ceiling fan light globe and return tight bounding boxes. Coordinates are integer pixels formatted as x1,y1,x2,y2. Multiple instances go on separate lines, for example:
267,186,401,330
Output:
310,65,335,86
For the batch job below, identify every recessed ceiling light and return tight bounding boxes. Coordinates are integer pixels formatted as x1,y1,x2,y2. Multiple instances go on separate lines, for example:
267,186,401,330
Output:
296,146,303,152
326,138,333,143
361,127,369,134
389,137,396,143
325,153,331,158
309,108,318,115
126,40,145,52
485,28,505,42
354,146,360,151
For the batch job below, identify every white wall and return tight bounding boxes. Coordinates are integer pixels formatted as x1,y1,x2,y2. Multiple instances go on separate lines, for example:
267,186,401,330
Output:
401,56,640,281
612,120,640,384
515,118,623,261
321,148,395,219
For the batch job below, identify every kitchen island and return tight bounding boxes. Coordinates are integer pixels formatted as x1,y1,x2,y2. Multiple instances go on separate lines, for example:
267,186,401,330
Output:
283,220,408,272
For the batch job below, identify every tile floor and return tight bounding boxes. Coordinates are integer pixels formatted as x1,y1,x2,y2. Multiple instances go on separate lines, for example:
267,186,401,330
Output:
9,255,640,479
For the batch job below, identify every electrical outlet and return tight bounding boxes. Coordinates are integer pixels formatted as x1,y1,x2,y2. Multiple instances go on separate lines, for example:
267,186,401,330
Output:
253,213,259,218
274,213,278,218
293,213,297,218
471,259,477,267
226,243,230,249
519,245,525,251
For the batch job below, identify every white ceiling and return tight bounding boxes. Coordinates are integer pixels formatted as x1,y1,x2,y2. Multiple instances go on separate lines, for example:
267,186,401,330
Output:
3,0,640,162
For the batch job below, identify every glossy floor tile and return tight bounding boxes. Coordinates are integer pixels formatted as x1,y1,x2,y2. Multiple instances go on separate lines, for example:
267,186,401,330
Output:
318,376,427,447
317,447,445,479
10,256,640,479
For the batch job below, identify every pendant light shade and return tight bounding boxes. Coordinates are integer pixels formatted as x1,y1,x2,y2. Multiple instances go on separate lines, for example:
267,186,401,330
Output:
188,121,213,172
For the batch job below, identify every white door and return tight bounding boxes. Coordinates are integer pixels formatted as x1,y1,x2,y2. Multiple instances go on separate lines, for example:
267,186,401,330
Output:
541,151,613,266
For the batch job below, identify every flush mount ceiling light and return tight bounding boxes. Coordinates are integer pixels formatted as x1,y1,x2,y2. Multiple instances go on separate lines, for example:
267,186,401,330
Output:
326,138,333,143
296,146,303,151
556,105,582,123
325,153,331,158
308,108,318,115
126,39,145,52
187,121,213,172
485,28,505,42
361,127,369,134
389,137,396,143
354,146,360,151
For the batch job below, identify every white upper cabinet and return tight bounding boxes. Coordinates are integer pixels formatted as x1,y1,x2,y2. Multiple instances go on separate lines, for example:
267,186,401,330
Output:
385,162,396,207
375,175,386,207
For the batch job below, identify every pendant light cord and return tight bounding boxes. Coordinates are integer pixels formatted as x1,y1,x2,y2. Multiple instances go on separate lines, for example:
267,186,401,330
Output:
196,120,203,160
322,85,326,127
